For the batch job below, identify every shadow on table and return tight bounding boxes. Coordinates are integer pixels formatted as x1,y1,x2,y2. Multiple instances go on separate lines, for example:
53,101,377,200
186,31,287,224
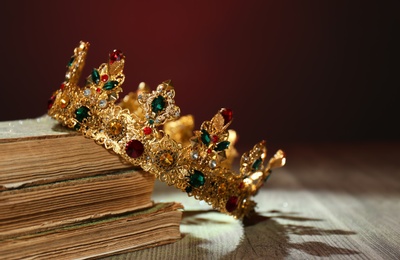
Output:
236,210,359,259
181,209,359,259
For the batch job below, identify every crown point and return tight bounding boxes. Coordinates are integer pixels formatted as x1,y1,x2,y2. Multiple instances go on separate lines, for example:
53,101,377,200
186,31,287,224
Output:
138,82,150,93
109,49,124,64
162,79,174,89
219,108,233,125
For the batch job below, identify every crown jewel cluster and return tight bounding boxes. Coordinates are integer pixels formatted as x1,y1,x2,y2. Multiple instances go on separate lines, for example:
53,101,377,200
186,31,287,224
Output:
48,42,286,219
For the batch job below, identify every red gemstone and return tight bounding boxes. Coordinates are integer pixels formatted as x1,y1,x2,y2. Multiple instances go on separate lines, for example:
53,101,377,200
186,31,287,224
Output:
125,140,144,158
96,88,101,93
143,127,152,135
101,74,109,82
212,135,219,143
207,149,212,154
109,49,124,64
60,83,65,90
47,95,56,110
226,196,239,212
219,108,233,125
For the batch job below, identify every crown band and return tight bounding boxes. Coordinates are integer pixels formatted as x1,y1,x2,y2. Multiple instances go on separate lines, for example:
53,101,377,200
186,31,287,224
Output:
48,41,286,219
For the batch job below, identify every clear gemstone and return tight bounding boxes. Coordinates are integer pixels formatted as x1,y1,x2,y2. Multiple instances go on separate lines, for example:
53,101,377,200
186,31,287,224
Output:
83,89,91,97
191,151,199,160
108,92,117,102
209,160,217,168
99,99,107,108
157,85,164,92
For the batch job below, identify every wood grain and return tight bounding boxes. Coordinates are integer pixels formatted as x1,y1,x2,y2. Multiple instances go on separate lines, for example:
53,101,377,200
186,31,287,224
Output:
106,142,400,259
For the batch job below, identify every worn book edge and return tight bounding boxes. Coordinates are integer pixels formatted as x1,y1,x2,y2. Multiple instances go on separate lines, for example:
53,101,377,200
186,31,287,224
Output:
0,202,184,259
1,169,155,239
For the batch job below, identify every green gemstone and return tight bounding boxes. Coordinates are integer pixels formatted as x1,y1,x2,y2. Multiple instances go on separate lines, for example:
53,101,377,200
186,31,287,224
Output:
149,119,154,125
201,129,211,145
74,123,81,131
75,106,90,122
91,69,100,84
264,170,272,182
185,186,193,193
189,170,205,188
214,141,230,151
252,158,262,171
67,56,74,67
151,96,165,114
103,81,119,90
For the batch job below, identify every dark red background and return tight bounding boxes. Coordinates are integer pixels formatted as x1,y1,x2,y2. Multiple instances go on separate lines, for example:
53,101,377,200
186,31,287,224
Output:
1,1,398,152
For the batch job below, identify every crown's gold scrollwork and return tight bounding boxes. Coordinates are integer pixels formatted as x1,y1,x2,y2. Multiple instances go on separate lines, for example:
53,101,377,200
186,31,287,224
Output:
48,41,286,219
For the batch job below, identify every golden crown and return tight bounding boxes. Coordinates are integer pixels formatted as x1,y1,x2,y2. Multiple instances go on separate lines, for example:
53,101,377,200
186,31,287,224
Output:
48,41,286,219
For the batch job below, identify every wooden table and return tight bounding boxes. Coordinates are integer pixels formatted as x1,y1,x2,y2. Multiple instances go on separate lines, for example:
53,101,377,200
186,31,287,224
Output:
105,142,400,259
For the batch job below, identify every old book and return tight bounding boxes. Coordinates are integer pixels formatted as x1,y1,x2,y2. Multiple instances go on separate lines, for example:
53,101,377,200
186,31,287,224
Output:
0,116,156,239
0,115,135,189
0,116,183,258
0,202,183,260
0,168,155,239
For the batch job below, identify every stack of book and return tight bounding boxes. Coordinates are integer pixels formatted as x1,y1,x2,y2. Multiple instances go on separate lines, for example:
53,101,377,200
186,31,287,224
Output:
0,115,183,259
